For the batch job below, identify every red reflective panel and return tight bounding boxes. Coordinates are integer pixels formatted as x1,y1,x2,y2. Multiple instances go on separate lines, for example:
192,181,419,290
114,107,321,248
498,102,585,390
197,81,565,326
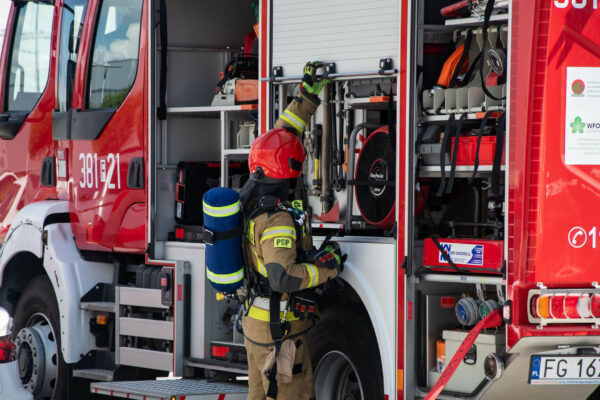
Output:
550,294,566,319
530,295,540,318
564,294,580,319
590,295,600,318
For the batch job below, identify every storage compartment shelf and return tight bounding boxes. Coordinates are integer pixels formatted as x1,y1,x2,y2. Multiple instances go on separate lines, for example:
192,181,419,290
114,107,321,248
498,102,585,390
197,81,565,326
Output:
347,96,397,110
419,272,505,285
223,149,251,157
419,165,504,178
444,14,509,27
420,112,504,123
167,104,258,117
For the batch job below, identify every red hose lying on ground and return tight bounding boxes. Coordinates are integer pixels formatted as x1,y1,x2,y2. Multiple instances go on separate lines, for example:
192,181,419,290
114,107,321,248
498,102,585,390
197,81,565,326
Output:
425,309,503,400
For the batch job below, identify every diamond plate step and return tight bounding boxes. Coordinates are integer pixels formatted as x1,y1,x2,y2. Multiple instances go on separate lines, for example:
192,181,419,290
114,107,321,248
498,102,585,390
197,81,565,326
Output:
91,379,248,400
73,368,115,381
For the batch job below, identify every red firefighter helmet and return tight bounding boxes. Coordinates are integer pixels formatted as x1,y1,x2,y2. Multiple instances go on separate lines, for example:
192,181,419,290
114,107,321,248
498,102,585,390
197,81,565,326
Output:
248,127,306,181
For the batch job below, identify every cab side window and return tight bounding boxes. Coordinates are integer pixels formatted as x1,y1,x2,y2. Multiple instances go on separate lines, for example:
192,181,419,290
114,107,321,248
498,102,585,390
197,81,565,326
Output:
6,3,54,112
57,0,88,112
87,0,143,110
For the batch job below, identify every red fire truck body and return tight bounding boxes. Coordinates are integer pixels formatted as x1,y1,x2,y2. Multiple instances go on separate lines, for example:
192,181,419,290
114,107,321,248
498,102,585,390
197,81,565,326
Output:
0,1,599,399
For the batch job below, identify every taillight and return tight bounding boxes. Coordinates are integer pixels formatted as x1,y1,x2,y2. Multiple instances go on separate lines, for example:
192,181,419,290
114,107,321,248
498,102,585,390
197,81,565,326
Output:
529,288,600,325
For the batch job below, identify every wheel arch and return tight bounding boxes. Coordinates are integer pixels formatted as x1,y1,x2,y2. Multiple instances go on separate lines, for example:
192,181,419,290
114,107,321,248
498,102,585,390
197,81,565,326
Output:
315,238,398,398
0,251,45,315
0,201,114,363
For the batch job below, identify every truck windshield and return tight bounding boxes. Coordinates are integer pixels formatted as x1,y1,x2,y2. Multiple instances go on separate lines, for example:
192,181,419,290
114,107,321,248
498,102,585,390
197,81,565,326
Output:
87,0,143,110
5,3,53,112
57,0,88,112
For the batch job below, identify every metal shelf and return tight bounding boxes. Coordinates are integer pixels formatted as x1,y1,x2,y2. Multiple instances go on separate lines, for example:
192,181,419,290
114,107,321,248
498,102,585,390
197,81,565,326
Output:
420,273,505,285
346,96,397,110
223,148,250,157
419,165,505,178
444,13,509,27
420,110,504,124
167,104,258,117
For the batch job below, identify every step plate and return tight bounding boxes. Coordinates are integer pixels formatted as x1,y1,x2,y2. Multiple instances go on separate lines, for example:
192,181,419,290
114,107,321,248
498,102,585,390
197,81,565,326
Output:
91,379,248,400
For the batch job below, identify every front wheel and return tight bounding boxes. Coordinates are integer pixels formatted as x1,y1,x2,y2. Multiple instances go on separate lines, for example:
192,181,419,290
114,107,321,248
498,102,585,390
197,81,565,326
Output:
13,276,67,400
308,305,384,400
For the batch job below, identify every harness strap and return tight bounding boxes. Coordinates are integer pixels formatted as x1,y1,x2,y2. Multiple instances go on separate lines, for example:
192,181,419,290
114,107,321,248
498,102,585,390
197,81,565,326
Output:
203,226,243,244
471,111,494,182
267,292,284,399
449,30,472,88
437,114,456,197
490,112,506,200
446,113,467,194
431,238,462,273
479,0,506,101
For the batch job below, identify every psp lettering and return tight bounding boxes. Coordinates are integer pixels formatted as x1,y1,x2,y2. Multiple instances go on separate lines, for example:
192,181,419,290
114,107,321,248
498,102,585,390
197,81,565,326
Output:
274,237,292,249
554,0,599,9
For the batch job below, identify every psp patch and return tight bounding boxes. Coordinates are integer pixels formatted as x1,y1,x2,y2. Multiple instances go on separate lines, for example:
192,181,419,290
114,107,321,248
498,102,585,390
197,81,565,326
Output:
274,237,292,248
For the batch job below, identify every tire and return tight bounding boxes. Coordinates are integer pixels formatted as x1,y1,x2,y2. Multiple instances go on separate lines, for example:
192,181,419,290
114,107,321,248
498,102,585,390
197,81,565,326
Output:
308,305,384,400
13,276,67,400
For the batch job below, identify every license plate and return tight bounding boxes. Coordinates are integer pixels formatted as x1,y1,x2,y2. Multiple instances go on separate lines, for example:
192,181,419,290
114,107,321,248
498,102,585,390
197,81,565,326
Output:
530,355,600,385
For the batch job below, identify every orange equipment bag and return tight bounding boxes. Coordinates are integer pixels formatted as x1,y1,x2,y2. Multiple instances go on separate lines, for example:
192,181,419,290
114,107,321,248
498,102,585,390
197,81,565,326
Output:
235,79,258,103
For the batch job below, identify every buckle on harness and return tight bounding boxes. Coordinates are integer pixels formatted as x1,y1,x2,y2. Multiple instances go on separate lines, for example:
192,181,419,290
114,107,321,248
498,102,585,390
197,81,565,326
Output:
203,228,215,245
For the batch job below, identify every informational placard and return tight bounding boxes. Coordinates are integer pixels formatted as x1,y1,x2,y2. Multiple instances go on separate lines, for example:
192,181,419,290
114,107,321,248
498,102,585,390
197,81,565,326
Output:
565,67,600,165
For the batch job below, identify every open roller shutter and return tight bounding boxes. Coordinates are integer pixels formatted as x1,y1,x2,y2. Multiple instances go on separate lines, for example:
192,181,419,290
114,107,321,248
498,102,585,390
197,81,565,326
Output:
272,0,400,77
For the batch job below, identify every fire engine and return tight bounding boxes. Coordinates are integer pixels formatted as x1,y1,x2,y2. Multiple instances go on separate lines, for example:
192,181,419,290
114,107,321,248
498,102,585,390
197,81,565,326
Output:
0,0,599,399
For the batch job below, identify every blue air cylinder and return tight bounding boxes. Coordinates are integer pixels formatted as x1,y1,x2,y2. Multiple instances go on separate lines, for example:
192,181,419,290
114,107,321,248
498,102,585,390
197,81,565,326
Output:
202,187,244,293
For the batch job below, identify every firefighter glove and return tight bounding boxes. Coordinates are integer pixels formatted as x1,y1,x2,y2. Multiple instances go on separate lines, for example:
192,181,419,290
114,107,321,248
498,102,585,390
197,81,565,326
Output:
292,289,317,320
301,61,330,97
320,240,346,272
311,248,340,270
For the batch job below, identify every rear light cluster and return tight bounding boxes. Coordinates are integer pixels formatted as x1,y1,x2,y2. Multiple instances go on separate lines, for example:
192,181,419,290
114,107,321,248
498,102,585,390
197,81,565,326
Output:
528,288,600,325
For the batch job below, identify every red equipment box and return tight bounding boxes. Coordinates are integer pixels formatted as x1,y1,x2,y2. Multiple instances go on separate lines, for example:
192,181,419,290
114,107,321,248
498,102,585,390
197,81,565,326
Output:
423,238,504,275
450,136,505,166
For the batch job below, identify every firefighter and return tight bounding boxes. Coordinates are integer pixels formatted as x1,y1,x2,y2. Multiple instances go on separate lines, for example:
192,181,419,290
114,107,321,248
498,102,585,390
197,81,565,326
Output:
240,62,344,400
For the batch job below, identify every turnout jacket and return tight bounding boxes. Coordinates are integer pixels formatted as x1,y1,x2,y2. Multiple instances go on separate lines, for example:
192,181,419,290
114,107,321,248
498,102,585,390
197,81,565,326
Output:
245,210,337,294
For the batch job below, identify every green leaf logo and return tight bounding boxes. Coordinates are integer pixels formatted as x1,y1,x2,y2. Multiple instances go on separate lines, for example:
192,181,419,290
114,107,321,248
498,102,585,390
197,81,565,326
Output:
571,116,585,134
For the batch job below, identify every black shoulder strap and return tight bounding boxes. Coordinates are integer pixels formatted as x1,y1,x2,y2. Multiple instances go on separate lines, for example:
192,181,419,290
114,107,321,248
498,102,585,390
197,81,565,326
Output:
157,0,168,120
449,30,472,88
431,238,462,273
490,112,506,200
479,0,506,101
446,113,467,194
471,111,494,182
436,114,455,197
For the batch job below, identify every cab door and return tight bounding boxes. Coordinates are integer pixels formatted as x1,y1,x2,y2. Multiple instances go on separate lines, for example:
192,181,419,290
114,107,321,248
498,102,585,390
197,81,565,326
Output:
0,0,58,241
65,0,147,252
